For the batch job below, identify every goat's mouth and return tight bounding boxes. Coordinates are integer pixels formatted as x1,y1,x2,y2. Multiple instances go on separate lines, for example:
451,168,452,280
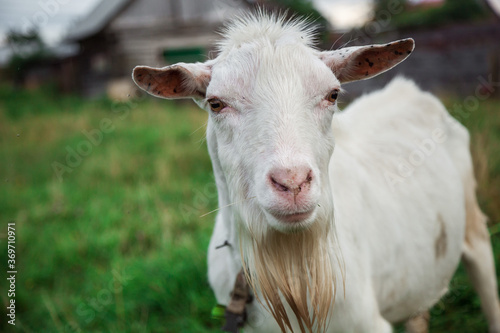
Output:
272,209,314,223
266,207,316,226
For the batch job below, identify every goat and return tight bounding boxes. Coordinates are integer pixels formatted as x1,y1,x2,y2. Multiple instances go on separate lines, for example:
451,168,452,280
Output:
132,13,500,333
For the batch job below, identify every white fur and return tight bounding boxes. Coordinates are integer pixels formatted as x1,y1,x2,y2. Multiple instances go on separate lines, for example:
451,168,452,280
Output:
132,12,500,333
205,16,489,332
209,77,469,332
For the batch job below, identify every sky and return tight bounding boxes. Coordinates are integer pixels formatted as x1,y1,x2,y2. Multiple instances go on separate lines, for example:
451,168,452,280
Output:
0,0,376,47
0,0,101,45
315,0,373,30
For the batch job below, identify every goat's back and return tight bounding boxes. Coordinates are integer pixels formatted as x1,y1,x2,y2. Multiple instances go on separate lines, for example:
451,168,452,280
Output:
330,77,470,323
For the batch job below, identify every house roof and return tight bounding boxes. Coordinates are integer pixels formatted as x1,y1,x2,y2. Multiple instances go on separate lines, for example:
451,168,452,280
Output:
65,0,261,42
66,0,133,41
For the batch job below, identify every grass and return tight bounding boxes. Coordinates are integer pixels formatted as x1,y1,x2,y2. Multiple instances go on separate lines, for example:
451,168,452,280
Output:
0,84,499,332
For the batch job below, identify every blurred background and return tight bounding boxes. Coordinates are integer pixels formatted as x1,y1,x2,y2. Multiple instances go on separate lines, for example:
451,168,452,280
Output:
0,0,499,332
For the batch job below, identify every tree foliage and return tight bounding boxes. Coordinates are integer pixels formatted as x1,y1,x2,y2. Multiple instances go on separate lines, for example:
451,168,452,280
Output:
5,29,52,84
373,0,490,30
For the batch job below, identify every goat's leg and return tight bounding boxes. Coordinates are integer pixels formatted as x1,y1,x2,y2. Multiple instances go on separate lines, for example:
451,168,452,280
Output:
375,316,393,333
404,311,429,333
333,279,393,333
462,186,500,333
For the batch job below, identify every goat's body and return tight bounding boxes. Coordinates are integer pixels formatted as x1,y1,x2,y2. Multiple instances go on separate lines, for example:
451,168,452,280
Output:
330,78,468,327
208,78,495,332
133,13,500,332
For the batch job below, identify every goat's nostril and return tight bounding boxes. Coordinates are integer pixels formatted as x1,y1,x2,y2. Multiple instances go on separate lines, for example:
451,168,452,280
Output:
269,167,313,196
306,171,313,183
271,176,290,192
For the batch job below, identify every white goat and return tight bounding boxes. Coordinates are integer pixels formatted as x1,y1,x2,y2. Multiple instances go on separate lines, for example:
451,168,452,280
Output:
133,13,500,333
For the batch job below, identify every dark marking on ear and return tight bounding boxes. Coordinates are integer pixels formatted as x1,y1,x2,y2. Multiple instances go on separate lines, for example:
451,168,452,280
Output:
407,50,412,54
173,88,177,93
365,58,374,67
147,83,151,90
358,62,362,65
365,71,369,76
386,43,392,46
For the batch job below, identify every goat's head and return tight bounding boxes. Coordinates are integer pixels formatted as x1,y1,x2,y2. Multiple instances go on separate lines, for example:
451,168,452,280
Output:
133,13,414,332
133,16,413,233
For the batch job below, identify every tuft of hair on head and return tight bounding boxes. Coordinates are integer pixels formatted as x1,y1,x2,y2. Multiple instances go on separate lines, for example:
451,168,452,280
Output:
216,9,320,55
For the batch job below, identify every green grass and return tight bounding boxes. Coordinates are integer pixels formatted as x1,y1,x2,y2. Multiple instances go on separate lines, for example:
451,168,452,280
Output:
0,86,500,332
0,88,219,333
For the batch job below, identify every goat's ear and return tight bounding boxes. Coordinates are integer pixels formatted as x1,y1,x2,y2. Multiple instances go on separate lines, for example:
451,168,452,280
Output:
320,38,415,84
132,62,211,99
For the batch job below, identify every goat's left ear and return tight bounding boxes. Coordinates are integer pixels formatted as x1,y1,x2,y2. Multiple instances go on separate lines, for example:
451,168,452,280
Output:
320,38,415,84
132,62,211,99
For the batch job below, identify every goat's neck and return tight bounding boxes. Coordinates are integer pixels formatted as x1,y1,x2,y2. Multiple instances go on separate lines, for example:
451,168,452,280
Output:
206,129,242,265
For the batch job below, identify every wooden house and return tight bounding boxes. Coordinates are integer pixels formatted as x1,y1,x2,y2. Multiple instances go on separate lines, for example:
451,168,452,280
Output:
66,0,255,97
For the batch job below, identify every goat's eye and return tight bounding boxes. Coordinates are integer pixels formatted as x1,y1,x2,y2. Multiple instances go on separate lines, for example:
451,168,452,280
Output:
327,90,339,103
208,98,225,112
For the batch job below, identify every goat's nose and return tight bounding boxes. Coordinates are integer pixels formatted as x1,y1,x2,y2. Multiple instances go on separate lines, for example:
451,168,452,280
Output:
269,167,313,197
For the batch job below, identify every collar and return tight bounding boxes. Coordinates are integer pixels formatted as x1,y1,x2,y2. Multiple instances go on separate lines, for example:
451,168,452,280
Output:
217,269,253,333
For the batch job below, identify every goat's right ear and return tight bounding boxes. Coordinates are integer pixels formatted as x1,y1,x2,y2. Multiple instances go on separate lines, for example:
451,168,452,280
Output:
132,62,211,99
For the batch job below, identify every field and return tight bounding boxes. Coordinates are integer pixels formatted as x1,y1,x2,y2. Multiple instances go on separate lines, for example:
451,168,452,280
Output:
1,84,499,332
